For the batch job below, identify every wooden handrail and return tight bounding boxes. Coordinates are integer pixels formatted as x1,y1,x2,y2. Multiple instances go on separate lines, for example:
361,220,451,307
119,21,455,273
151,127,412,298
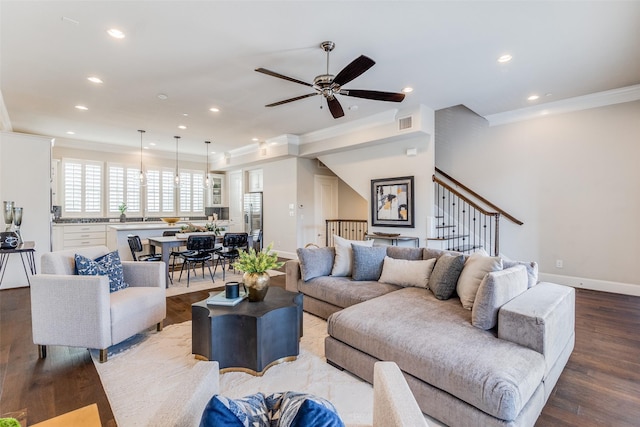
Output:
434,168,524,225
433,175,499,218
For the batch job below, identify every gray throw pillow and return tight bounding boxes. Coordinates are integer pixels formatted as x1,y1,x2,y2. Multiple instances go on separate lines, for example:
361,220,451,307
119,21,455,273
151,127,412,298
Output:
351,244,387,281
386,246,424,260
428,253,465,300
296,247,335,281
472,265,528,330
503,260,539,288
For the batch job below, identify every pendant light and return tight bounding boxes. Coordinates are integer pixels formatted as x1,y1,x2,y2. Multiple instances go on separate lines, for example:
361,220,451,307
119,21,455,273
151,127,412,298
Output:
174,136,181,187
204,140,211,188
138,129,146,184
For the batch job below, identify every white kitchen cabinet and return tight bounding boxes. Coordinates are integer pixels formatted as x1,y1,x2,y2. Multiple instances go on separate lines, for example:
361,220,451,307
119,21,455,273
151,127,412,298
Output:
210,174,224,206
247,169,263,192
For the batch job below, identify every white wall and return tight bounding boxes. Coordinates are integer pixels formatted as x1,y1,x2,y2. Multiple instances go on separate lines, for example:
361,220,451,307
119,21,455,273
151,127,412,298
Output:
0,132,52,289
435,101,640,292
319,134,435,247
338,180,367,220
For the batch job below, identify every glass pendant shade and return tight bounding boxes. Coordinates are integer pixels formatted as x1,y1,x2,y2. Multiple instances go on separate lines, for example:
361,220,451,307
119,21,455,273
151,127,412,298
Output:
138,130,146,184
204,140,211,188
174,136,181,187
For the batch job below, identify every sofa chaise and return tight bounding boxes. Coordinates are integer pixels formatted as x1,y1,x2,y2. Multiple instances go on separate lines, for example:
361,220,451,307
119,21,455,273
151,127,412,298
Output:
285,243,575,427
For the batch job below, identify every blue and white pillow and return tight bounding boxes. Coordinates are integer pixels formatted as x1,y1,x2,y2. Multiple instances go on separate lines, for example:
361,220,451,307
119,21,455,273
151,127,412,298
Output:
75,251,129,293
200,393,270,427
267,391,344,427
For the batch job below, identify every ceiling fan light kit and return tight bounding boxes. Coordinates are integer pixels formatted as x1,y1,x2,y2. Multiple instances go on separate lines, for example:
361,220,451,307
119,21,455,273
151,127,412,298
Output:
256,41,405,119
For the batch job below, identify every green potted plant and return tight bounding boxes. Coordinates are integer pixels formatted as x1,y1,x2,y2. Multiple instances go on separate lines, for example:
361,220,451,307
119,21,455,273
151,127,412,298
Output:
118,203,127,222
233,242,284,302
0,418,21,427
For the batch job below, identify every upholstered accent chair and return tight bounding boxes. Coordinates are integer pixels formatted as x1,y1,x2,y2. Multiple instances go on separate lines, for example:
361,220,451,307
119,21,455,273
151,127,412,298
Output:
30,245,166,362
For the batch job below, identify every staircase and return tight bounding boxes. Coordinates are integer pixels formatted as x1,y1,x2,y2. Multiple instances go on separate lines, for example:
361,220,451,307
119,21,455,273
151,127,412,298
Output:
429,168,523,256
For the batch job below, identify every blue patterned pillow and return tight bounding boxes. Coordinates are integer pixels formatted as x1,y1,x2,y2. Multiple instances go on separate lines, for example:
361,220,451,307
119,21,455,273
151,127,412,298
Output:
267,391,344,427
75,251,129,293
200,393,270,427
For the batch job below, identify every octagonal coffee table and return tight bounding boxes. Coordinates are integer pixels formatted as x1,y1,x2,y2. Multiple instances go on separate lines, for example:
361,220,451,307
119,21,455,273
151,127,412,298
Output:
192,286,303,376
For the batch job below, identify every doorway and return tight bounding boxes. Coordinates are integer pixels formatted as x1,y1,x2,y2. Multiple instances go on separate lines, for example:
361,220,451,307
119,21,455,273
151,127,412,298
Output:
314,175,338,246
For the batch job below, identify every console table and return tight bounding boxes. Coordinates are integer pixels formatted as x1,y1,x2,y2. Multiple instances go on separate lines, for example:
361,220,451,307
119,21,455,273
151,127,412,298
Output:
365,234,420,247
0,241,36,287
191,287,303,376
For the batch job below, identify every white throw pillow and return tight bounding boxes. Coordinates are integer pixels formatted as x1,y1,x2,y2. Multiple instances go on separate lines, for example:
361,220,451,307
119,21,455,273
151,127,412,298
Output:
331,235,373,277
456,249,503,310
378,256,436,288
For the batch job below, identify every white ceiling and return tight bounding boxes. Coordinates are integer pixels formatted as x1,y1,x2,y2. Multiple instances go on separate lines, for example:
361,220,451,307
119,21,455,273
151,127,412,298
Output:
1,1,639,159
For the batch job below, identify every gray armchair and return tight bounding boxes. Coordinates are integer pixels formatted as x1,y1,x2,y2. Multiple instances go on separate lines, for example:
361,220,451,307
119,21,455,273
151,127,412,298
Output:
30,245,166,362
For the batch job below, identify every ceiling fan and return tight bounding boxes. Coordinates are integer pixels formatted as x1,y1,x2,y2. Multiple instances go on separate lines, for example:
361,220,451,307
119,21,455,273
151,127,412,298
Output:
255,41,405,119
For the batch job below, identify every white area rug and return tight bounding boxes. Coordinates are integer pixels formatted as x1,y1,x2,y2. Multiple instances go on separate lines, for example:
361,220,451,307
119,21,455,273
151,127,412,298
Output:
93,312,439,427
165,269,284,297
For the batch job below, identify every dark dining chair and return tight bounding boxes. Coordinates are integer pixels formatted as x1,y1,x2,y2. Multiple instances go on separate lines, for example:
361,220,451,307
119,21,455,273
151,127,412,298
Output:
214,232,248,280
127,235,162,262
162,230,192,284
178,235,216,287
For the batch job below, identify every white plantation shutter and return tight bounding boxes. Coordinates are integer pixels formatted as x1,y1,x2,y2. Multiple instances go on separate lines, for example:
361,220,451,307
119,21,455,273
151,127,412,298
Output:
179,171,191,213
62,159,102,216
146,170,160,213
63,161,82,213
109,166,125,213
126,168,141,213
192,171,204,212
161,170,174,213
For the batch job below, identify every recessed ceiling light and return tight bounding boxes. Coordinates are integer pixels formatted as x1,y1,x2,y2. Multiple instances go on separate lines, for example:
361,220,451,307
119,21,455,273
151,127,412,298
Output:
66,131,75,135
348,105,359,111
87,76,103,84
107,28,125,39
75,105,88,110
497,54,512,63
178,125,187,130
252,137,259,142
143,146,150,150
402,87,413,93
527,95,540,101
157,93,168,100
209,107,220,113
149,142,156,146
183,113,189,117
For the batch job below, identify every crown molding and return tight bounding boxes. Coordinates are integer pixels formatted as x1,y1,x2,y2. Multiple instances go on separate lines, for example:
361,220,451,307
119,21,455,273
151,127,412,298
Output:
485,84,640,126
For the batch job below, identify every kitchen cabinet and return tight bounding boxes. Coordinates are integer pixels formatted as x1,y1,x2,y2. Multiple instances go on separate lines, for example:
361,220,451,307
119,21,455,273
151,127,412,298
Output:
210,174,224,206
53,224,106,251
247,169,263,192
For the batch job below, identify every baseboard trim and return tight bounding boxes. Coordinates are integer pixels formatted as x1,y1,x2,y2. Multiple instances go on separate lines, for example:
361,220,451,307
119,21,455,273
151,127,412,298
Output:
539,273,640,297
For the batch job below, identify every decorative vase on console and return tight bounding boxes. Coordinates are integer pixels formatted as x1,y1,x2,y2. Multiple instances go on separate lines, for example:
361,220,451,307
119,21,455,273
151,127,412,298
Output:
3,201,14,231
12,207,23,244
118,203,127,223
233,242,284,302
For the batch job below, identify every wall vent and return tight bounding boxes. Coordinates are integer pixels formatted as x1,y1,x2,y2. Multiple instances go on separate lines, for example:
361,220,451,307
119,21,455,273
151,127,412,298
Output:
398,116,413,131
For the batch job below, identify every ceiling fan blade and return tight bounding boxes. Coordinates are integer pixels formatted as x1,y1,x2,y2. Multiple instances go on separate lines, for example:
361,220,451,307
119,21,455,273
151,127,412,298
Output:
333,55,376,86
255,68,313,87
327,96,344,119
340,89,405,102
265,93,318,107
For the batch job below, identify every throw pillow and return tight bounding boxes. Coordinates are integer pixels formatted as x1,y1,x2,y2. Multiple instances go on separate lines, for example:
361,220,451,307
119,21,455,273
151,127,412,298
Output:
385,246,424,260
296,247,335,281
200,393,270,427
330,235,373,277
503,259,539,288
267,391,344,427
472,265,528,330
351,245,387,281
456,250,503,310
428,253,465,300
75,251,129,293
378,256,436,288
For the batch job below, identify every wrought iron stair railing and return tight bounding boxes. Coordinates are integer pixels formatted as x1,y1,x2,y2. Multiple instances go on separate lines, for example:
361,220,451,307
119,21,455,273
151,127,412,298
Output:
431,168,523,256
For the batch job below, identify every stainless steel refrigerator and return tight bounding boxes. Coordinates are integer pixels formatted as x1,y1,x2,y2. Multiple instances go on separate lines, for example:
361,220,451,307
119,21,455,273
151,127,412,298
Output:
243,192,263,250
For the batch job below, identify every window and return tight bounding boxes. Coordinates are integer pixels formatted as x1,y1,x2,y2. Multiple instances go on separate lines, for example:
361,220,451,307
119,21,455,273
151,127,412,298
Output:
145,167,177,215
62,159,102,216
178,170,204,215
107,163,141,215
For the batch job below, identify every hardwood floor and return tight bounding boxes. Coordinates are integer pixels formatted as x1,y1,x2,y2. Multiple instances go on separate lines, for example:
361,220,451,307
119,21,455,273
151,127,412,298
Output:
1,280,639,426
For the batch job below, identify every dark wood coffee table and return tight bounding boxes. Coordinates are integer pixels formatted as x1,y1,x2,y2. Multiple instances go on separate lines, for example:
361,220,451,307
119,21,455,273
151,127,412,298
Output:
192,286,303,376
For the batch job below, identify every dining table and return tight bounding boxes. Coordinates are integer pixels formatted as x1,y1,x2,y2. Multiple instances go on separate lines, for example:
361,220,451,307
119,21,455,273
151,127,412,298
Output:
147,234,225,287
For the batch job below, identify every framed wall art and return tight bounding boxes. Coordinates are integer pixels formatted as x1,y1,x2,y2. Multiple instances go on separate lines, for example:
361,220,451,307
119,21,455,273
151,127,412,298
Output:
370,176,414,227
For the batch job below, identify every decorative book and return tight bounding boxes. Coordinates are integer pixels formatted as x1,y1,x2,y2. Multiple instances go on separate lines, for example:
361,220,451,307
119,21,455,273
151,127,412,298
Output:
206,290,247,306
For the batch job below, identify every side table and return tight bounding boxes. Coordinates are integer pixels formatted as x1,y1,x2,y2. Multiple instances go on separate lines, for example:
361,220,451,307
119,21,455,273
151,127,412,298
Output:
0,241,36,287
192,286,303,376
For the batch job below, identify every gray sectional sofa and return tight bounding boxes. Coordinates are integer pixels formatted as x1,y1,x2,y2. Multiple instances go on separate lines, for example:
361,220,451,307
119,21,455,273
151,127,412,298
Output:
285,244,575,427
